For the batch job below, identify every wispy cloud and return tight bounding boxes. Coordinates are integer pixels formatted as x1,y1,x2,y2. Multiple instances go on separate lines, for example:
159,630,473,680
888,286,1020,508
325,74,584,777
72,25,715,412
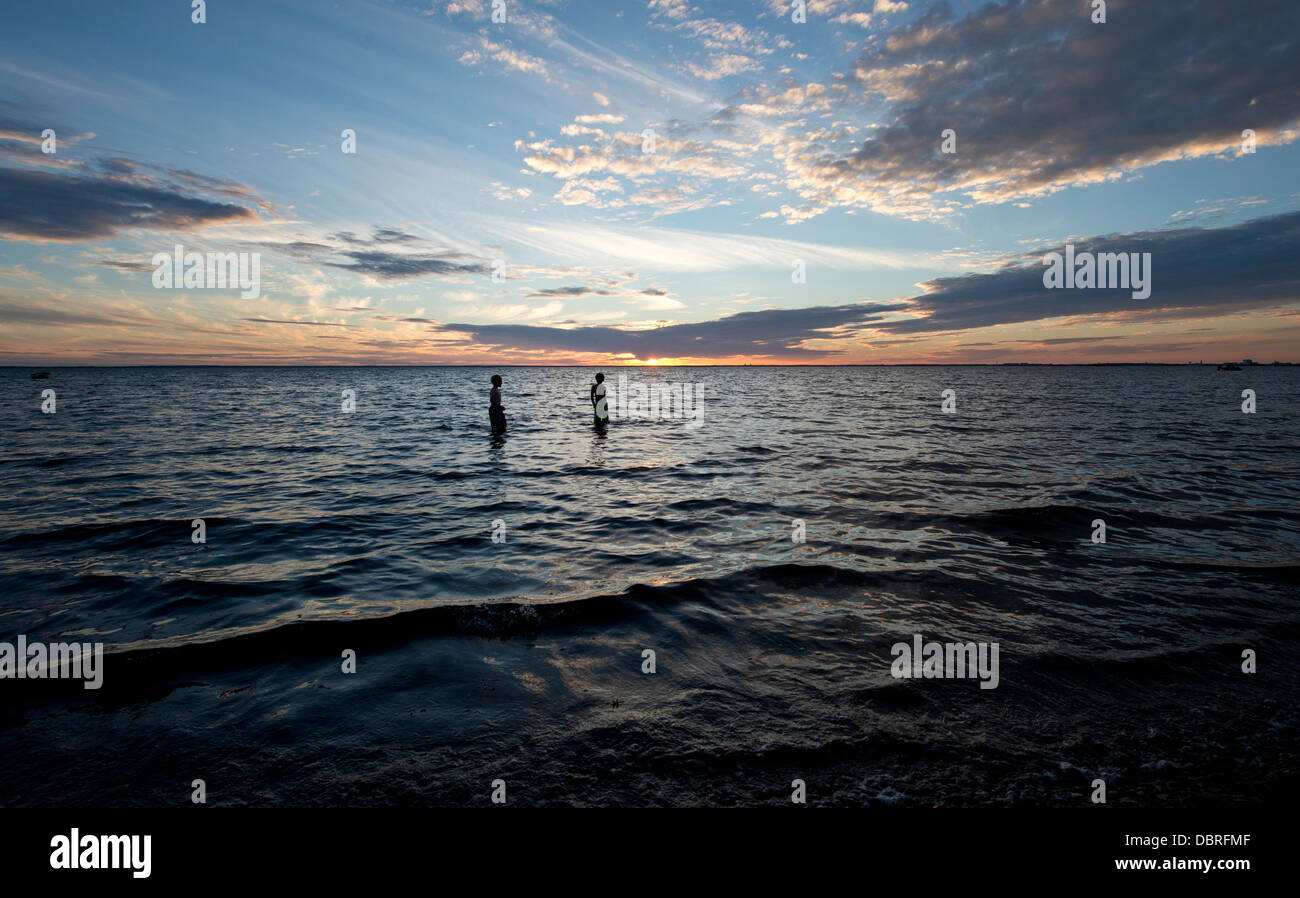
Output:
474,216,942,272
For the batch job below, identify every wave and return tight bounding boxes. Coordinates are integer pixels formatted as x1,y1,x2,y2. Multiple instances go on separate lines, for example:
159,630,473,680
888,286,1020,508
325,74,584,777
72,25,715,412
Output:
12,554,1290,711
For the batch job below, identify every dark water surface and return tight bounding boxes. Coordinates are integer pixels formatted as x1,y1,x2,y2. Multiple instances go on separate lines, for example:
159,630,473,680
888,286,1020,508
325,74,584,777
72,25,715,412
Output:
2,366,1297,806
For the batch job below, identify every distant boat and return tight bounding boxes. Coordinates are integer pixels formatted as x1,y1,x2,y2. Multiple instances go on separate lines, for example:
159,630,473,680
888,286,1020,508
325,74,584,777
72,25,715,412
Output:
30,371,51,379
1217,363,1242,371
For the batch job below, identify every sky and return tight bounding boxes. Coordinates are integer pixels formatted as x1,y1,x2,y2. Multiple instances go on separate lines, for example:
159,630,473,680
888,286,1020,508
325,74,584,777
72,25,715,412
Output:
0,0,1298,365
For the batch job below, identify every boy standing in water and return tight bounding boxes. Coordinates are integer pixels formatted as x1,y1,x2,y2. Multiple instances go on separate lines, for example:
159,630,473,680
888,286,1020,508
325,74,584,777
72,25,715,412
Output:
591,372,610,428
489,374,507,435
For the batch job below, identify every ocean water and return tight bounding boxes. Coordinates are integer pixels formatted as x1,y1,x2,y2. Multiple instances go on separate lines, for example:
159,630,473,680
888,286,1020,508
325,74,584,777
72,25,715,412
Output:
1,365,1297,806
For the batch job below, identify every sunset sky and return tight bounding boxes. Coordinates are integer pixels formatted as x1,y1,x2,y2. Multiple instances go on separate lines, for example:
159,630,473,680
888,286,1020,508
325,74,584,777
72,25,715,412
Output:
1,0,1298,365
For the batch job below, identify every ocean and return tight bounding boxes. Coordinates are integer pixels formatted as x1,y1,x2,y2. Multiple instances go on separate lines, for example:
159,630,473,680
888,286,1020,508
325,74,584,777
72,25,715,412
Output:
2,365,1297,806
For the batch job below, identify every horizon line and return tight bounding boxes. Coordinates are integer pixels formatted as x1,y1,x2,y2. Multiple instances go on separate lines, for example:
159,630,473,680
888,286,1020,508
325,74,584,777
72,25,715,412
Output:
6,361,1297,369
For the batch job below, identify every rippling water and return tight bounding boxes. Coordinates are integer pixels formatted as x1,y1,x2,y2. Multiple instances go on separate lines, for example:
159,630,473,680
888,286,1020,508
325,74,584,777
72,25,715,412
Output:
2,365,1297,806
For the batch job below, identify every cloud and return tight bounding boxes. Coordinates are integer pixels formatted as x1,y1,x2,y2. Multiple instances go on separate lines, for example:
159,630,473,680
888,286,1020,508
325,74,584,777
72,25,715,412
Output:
430,0,486,17
347,227,421,244
0,116,94,148
526,285,613,298
632,295,686,311
440,300,564,322
252,227,493,283
474,215,941,272
0,288,165,329
404,210,1300,359
323,250,489,280
785,0,1300,220
488,182,533,201
684,54,760,82
652,1,785,83
574,113,625,125
241,318,351,327
324,228,423,250
524,0,1299,223
433,302,909,360
554,175,624,206
0,164,261,242
877,211,1300,334
97,259,155,273
458,37,551,80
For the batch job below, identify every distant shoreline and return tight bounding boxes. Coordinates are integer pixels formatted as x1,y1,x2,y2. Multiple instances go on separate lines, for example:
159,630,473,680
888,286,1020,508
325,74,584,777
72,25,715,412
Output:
4,362,1297,369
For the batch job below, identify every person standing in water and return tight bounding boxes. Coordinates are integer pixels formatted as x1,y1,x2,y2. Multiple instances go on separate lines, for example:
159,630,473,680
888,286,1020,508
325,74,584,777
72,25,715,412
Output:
591,372,610,428
489,374,507,435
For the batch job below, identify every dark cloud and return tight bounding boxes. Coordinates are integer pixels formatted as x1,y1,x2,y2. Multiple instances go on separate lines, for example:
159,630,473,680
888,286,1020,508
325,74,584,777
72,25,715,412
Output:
0,165,259,242
811,0,1300,211
526,285,614,298
333,227,422,245
876,211,1300,335
434,302,909,360
97,259,154,273
258,227,490,281
323,249,489,280
371,227,420,244
0,109,273,212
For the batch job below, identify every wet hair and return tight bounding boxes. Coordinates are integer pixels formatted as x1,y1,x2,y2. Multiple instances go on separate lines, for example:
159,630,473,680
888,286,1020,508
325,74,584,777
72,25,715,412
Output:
491,374,502,387
595,372,605,383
